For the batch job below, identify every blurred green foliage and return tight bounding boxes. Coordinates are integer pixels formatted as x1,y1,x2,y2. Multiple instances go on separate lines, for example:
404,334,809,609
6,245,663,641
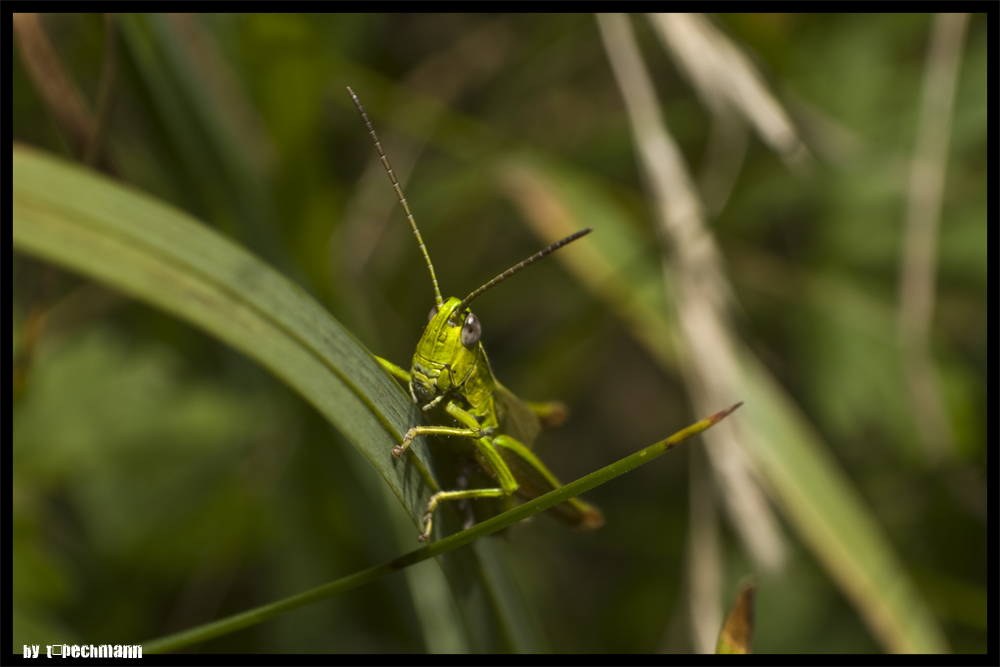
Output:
13,13,986,653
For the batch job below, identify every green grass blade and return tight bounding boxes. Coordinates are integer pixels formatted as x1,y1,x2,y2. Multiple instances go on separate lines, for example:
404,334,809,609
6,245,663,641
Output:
12,145,526,653
14,144,432,515
116,14,290,273
142,402,740,653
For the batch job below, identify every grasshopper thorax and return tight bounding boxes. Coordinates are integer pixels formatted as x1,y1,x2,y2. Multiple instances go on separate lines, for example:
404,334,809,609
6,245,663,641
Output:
409,297,486,407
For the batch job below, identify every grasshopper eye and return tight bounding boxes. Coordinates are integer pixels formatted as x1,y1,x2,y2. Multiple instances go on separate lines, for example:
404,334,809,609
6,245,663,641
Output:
461,313,481,348
428,305,439,322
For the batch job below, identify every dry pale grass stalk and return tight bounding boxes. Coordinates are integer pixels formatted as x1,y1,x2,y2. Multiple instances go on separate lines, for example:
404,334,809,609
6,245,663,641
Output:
13,13,96,157
899,13,968,462
597,12,786,653
648,13,811,172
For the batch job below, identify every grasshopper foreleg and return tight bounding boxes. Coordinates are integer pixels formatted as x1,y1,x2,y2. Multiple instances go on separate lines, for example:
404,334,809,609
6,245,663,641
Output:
394,424,484,458
392,400,491,458
375,356,411,384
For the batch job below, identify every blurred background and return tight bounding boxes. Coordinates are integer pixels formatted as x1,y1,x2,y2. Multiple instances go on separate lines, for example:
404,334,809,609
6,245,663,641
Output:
12,13,986,653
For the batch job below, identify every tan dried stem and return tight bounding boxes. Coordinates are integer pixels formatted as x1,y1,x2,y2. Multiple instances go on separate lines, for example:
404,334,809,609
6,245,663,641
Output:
13,13,95,157
597,11,786,653
648,13,812,173
899,13,968,462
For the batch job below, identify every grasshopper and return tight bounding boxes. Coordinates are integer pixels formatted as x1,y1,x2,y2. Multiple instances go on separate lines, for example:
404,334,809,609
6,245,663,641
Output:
348,87,603,541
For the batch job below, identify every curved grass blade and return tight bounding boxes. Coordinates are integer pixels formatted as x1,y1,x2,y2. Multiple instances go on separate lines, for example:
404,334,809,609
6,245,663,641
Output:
12,145,530,652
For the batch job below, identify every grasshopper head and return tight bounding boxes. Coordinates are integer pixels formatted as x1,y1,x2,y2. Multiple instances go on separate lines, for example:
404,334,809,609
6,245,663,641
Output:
404,229,593,408
409,297,483,406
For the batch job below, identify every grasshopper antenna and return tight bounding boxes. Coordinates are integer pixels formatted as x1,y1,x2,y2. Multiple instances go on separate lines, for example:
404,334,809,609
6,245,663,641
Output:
348,86,444,307
456,228,593,315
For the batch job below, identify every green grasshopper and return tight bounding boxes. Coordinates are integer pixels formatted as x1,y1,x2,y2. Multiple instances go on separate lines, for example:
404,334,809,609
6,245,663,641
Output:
348,87,603,541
